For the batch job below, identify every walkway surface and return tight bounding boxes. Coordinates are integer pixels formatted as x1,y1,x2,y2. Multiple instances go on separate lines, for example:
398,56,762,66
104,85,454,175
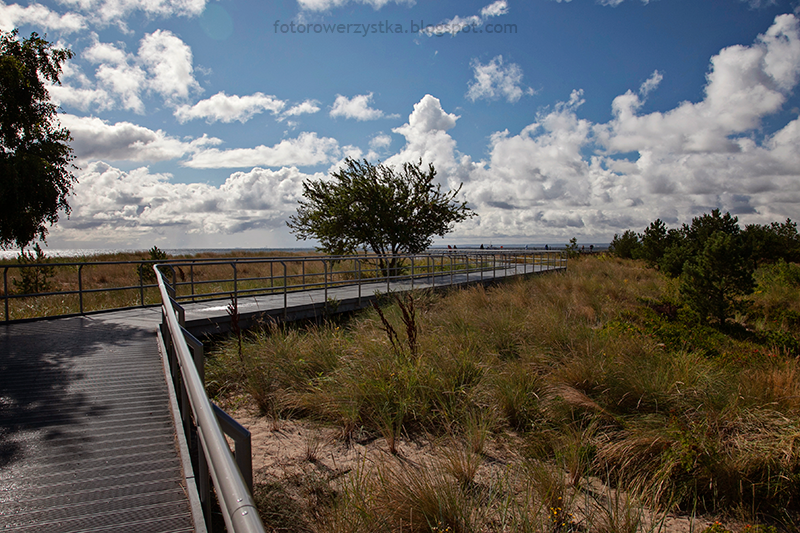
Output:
0,258,564,532
0,308,195,533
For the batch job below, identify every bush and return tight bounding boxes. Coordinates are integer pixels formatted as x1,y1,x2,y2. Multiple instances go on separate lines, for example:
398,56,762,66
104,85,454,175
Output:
139,245,168,284
13,243,54,294
609,230,641,259
680,231,755,325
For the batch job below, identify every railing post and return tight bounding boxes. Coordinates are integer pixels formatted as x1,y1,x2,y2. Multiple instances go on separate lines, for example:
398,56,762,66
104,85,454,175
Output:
232,262,238,301
79,264,84,314
3,266,8,322
357,258,362,307
324,260,328,303
281,262,287,318
190,263,195,302
411,255,415,290
138,263,144,307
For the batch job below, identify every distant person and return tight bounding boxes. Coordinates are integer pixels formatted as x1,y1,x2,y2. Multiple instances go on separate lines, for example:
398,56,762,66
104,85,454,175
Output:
590,244,594,253
480,244,484,249
545,244,549,250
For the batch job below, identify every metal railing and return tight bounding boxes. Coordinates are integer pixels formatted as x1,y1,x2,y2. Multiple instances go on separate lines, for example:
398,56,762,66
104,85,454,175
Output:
1,250,567,323
156,266,266,533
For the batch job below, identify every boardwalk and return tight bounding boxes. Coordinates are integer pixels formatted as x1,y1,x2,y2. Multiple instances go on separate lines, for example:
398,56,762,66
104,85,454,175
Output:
0,255,563,532
0,309,199,533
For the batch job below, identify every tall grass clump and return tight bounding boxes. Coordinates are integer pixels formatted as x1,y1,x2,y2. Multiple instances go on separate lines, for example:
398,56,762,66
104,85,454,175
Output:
211,255,800,529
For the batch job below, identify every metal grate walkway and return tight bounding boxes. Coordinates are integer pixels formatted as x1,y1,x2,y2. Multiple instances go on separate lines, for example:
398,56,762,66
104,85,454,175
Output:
0,310,196,532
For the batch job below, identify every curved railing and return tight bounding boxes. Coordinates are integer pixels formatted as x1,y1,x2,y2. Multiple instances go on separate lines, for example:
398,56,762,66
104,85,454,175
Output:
156,265,266,533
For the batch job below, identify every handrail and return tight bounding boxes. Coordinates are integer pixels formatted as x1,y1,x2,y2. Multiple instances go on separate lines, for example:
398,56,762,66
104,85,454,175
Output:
156,266,266,533
2,250,568,322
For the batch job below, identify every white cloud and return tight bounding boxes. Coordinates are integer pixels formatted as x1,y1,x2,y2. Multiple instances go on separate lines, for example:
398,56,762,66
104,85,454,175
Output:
596,14,800,154
183,132,341,169
639,70,662,96
369,133,392,149
282,99,321,117
421,0,508,37
0,1,86,32
138,29,200,103
55,0,206,27
175,92,286,123
453,15,800,241
60,114,220,163
297,0,413,11
63,31,200,114
54,162,321,244
387,94,474,190
467,55,534,103
481,0,508,18
330,93,391,120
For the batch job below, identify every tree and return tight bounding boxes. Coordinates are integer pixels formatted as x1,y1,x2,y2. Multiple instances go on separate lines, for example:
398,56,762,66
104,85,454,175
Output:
659,209,741,278
743,219,800,265
287,158,476,276
680,231,755,325
638,218,671,266
0,30,76,251
609,230,641,259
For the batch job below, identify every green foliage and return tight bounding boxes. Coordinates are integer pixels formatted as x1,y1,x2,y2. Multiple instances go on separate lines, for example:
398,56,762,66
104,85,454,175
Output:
609,230,641,259
680,231,755,325
565,237,581,259
638,218,671,265
287,158,475,276
139,245,169,284
744,218,800,264
13,242,54,294
659,210,741,278
0,30,76,250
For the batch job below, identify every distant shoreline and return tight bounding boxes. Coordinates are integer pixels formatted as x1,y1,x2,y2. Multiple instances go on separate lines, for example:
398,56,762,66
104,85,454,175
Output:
0,243,610,260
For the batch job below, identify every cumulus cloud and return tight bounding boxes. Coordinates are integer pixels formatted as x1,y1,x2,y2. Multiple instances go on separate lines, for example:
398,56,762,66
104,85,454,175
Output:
57,31,200,114
60,114,220,163
385,94,477,191
54,0,206,27
330,93,393,120
596,14,800,154
0,1,86,32
175,92,286,123
283,100,321,117
297,0,413,11
183,132,341,169
138,30,201,103
421,0,508,37
54,162,321,244
369,133,392,149
455,15,800,241
467,55,534,103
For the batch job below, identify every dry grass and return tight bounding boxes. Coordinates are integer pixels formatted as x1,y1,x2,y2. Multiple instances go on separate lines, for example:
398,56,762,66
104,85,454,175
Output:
209,255,800,531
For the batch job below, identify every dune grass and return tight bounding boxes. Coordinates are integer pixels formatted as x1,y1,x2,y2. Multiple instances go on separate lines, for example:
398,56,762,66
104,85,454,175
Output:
207,255,800,532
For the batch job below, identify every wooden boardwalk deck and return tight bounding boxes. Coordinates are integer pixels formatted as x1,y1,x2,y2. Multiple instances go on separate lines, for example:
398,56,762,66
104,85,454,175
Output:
0,257,563,532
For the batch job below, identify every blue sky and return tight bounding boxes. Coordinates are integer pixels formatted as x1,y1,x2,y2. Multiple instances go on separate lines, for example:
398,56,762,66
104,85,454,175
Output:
2,0,800,250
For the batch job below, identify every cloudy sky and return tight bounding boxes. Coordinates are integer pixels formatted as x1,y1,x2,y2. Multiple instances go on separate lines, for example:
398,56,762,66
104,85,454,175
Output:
3,0,800,250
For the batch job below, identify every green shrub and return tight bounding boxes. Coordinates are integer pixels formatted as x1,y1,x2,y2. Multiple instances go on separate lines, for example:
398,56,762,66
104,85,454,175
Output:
13,243,54,294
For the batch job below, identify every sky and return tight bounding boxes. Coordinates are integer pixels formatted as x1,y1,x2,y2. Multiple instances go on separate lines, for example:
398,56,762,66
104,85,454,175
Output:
2,0,800,251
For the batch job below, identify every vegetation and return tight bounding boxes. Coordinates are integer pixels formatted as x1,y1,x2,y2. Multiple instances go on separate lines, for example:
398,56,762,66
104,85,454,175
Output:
609,211,800,325
208,255,800,532
0,30,76,251
0,249,340,321
287,158,475,276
